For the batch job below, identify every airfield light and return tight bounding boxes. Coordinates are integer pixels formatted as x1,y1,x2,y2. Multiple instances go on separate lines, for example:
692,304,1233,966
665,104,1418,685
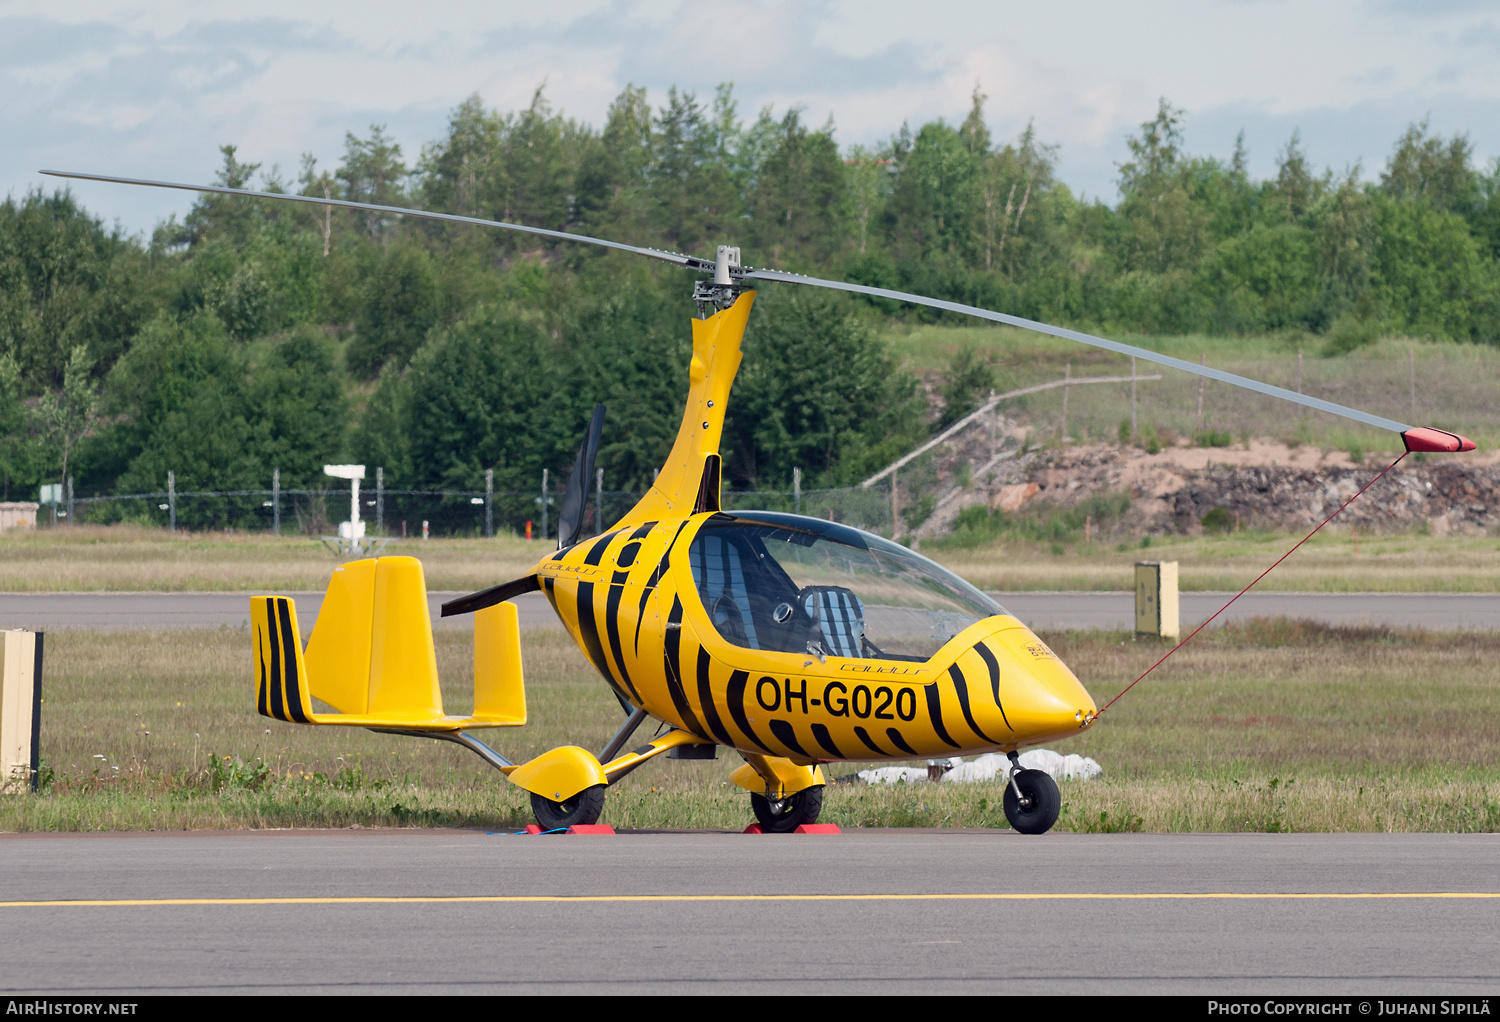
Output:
324,464,366,541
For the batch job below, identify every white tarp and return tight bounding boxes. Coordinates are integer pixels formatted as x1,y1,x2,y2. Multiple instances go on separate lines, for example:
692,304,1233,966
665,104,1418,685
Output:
857,749,1102,785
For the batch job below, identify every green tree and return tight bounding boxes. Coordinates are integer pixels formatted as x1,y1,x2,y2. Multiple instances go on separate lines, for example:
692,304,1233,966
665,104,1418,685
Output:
1310,169,1378,325
651,87,741,254
1197,223,1317,332
1372,197,1499,340
403,305,566,492
724,287,921,487
938,346,995,427
1115,99,1207,273
0,190,157,385
1381,119,1478,214
104,315,264,522
349,362,414,485
345,242,441,378
183,145,264,247
576,85,654,241
885,117,978,262
1269,130,1323,223
558,272,689,490
745,109,846,267
245,326,349,486
338,125,409,238
34,344,98,497
0,353,37,498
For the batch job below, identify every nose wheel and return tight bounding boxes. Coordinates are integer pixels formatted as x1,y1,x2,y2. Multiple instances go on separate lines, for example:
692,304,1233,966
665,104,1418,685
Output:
1003,754,1061,834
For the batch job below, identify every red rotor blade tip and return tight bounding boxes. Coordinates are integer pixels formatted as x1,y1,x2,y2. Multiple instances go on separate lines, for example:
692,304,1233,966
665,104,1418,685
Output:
1401,427,1477,453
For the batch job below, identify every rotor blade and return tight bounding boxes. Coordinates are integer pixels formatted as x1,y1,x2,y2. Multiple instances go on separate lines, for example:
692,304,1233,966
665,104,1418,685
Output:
39,169,710,272
37,169,1432,439
556,403,606,551
741,268,1412,435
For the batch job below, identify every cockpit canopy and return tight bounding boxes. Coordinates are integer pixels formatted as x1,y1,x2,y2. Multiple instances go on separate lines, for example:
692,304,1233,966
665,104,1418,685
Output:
687,512,1004,661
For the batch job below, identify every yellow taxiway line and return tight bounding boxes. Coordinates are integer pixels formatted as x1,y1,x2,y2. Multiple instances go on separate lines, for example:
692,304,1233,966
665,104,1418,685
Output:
1,893,1498,908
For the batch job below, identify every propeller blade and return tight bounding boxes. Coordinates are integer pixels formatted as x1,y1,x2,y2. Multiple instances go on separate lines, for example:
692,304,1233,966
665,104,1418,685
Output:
38,170,709,272
556,404,606,551
440,574,541,618
741,267,1415,436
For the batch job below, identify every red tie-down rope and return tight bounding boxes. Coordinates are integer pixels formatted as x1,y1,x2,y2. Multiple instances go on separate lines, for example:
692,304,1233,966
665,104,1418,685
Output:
1094,451,1409,717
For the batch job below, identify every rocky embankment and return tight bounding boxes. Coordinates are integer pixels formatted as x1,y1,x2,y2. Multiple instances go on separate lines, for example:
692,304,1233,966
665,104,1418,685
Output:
1025,441,1500,535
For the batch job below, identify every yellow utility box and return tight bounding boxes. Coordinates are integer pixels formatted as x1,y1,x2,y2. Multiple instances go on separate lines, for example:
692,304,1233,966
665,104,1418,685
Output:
0,630,42,792
1135,562,1179,639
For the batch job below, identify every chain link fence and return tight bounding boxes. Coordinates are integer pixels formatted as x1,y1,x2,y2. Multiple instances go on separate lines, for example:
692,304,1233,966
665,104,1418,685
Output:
56,479,896,538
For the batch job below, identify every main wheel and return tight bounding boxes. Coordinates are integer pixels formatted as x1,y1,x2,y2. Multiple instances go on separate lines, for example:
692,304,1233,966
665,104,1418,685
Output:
1002,769,1060,835
750,785,824,833
530,784,605,830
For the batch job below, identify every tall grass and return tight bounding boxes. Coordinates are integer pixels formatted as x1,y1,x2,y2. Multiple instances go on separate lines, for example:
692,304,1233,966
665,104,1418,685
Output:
1,619,1496,832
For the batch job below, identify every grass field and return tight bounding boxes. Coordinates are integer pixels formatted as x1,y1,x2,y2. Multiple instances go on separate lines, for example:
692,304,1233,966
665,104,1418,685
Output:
882,325,1500,453
937,527,1500,592
6,523,1500,593
3,618,1495,833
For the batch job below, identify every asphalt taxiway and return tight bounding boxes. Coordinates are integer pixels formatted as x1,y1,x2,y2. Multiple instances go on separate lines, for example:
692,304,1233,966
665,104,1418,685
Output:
3,590,1498,632
0,831,1496,994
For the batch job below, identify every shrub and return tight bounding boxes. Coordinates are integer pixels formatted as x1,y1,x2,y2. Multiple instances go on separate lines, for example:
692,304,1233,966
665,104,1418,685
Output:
1201,507,1234,533
1321,315,1379,355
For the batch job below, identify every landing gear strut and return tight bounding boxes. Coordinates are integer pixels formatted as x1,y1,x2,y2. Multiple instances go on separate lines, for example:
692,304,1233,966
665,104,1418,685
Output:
1003,752,1060,835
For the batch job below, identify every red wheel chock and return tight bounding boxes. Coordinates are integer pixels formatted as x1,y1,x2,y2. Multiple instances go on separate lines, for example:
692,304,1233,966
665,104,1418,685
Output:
742,823,841,834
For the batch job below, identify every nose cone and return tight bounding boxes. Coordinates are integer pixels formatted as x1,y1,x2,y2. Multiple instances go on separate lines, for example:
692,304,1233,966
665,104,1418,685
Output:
970,621,1097,747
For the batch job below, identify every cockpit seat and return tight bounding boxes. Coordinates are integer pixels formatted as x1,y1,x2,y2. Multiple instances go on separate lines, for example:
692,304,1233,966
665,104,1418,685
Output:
690,533,760,648
801,585,866,658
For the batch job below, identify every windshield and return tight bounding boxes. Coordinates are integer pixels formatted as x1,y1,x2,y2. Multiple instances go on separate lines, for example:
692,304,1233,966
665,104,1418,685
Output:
687,512,1002,661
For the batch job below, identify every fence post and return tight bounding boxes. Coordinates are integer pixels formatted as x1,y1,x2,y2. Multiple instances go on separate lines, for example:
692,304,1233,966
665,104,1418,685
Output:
168,471,176,534
540,468,549,542
1404,345,1416,420
485,468,494,539
1129,356,1137,438
891,467,899,535
272,468,280,536
1198,353,1207,427
1061,363,1071,439
376,467,383,536
793,467,801,515
990,388,998,459
66,476,73,524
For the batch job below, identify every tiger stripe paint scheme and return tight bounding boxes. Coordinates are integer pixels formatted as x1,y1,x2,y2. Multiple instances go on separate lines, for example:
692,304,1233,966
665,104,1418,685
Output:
255,596,311,724
537,517,1096,765
252,290,1095,808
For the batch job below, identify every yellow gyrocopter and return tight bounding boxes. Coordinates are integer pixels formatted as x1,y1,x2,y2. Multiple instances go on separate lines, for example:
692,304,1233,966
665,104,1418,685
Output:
42,168,1477,835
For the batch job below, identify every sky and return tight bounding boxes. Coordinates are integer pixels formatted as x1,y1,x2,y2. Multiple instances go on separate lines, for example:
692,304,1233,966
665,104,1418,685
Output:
5,0,1500,237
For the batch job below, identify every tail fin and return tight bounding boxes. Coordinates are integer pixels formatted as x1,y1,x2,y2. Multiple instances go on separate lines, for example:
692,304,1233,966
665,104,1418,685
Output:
252,555,525,730
252,596,314,724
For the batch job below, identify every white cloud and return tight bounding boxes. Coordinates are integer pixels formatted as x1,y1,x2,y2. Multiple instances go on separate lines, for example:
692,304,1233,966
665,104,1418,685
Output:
4,0,1498,233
